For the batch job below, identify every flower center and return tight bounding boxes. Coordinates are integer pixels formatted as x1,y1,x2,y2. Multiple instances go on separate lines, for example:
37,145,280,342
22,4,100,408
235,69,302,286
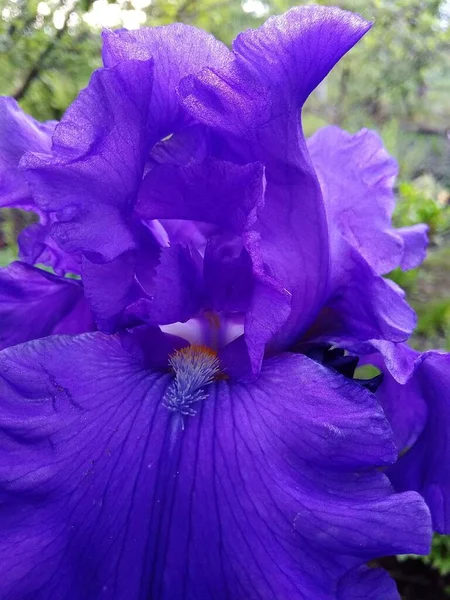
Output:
160,313,244,352
162,345,221,425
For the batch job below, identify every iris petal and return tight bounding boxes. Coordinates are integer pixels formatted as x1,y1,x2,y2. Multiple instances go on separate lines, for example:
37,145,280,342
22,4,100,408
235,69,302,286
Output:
138,156,282,369
386,351,450,533
180,7,372,350
0,99,75,274
0,261,94,350
23,58,155,261
308,126,428,275
102,24,230,138
0,333,431,598
18,220,82,276
0,97,55,210
129,243,204,326
309,236,416,345
337,566,400,600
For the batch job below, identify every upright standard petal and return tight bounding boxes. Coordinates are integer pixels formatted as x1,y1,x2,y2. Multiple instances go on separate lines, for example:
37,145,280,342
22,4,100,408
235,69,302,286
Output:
308,126,428,274
22,32,231,330
138,156,289,371
102,24,230,138
137,157,264,233
0,333,431,599
21,58,160,330
23,58,154,261
36,23,230,263
180,7,372,350
138,158,265,314
0,97,55,210
0,261,94,349
127,243,204,326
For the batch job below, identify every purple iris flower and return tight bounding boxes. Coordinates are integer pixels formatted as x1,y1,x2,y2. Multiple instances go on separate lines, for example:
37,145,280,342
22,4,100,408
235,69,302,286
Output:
0,5,446,599
0,98,95,348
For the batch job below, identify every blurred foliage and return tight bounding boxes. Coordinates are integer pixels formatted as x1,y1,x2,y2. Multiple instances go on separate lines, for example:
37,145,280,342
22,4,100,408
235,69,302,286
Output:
0,245,17,266
399,533,450,593
389,175,450,354
1,0,450,138
1,0,450,589
389,183,450,367
395,178,450,236
0,209,20,265
426,536,450,578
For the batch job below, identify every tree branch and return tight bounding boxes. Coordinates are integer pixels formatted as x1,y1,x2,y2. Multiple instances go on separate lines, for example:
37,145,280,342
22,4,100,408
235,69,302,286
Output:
13,4,73,102
404,124,450,139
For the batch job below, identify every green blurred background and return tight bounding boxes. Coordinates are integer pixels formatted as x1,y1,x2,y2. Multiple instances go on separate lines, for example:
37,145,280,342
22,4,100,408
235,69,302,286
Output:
1,0,450,595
